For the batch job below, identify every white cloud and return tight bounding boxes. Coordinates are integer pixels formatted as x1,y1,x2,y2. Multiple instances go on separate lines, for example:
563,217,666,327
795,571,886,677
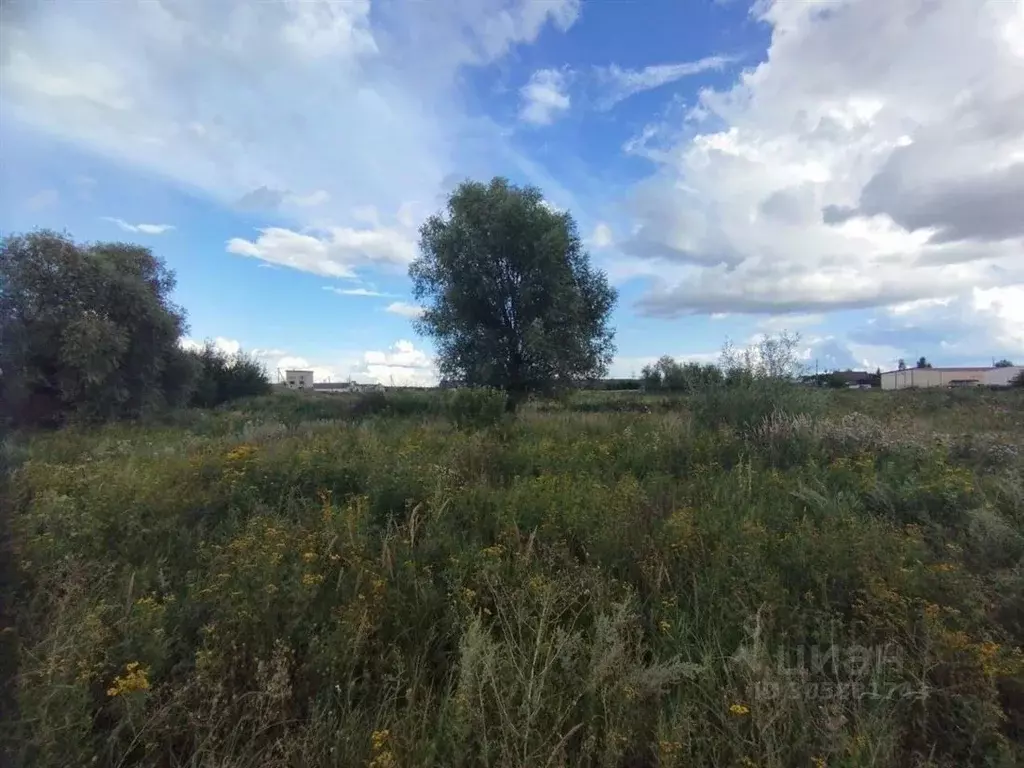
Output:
362,339,437,386
589,222,614,248
597,55,736,107
323,286,394,298
291,189,331,207
26,189,59,210
0,0,581,246
179,336,242,356
260,339,438,387
970,285,1024,351
385,301,426,319
618,0,1024,318
280,0,377,59
520,68,571,125
102,217,174,234
227,221,416,277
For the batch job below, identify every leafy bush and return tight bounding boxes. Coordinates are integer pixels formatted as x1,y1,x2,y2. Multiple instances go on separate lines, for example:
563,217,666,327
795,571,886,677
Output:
444,387,507,429
187,341,271,408
690,379,825,431
0,231,195,426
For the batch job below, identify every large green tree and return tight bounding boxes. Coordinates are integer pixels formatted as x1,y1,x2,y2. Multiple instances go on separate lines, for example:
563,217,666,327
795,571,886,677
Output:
0,230,197,425
410,178,616,406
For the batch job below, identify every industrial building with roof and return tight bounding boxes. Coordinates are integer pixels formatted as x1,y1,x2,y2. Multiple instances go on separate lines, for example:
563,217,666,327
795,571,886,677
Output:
880,366,1022,390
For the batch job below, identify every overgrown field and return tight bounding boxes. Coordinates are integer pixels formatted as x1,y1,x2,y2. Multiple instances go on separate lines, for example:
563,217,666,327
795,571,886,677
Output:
4,387,1024,767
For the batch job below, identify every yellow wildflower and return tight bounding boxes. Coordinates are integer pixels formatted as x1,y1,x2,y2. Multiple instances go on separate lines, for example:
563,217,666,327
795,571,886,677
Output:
658,620,672,634
658,740,682,757
728,702,750,716
369,729,396,768
106,661,150,697
812,757,827,768
302,551,317,563
301,572,324,587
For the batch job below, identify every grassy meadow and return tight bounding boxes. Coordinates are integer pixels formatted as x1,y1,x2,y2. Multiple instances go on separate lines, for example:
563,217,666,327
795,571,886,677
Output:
4,385,1024,767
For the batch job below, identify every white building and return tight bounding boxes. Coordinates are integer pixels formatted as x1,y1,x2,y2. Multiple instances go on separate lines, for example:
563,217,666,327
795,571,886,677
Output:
880,367,992,390
983,366,1023,388
284,369,314,390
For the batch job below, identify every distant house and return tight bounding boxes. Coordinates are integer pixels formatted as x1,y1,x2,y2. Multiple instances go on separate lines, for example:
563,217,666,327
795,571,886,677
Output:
312,381,354,394
311,381,384,394
830,370,874,388
284,369,314,390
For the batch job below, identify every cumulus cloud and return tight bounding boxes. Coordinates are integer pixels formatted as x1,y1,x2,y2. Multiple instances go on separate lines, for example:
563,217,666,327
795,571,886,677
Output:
597,55,735,107
0,0,580,240
362,339,437,386
385,301,426,319
322,286,394,298
618,0,1024,318
179,336,242,356
227,221,416,277
102,217,174,234
520,68,571,125
291,189,330,207
589,222,614,248
187,337,437,387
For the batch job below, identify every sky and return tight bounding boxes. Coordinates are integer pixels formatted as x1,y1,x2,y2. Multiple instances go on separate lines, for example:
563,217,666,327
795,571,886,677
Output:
2,0,1022,386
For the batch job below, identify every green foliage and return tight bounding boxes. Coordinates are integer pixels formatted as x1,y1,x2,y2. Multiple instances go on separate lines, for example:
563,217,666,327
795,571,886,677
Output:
640,356,723,392
410,177,617,404
916,356,932,369
689,379,826,431
444,387,507,429
825,371,850,389
6,388,1024,766
187,341,271,408
0,231,193,426
994,359,1014,368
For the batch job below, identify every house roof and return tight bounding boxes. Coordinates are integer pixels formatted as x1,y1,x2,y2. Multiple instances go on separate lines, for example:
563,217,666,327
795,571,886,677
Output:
880,366,992,375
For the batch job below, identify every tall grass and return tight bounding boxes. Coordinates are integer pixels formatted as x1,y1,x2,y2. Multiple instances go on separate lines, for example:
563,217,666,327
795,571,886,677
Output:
4,387,1024,767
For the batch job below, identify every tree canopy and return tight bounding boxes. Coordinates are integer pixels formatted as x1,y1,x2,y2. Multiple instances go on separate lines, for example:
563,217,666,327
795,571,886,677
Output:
2,232,190,425
410,178,616,405
994,359,1014,368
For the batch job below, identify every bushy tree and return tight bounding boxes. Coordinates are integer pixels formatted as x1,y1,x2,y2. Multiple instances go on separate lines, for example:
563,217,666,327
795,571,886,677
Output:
720,331,805,381
916,356,932,369
1,231,195,425
410,178,616,409
640,356,722,392
994,359,1014,368
187,342,270,408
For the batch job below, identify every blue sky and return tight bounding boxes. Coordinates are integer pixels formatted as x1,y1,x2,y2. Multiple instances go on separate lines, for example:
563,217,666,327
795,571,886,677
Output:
2,0,1022,385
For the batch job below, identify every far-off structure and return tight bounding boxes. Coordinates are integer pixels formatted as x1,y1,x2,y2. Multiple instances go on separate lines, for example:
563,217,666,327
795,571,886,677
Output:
284,369,314,390
881,366,1022,390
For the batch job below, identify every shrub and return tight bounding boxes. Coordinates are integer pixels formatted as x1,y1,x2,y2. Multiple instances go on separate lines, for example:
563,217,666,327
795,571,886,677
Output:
690,379,824,431
187,342,271,408
444,387,507,429
0,231,194,426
